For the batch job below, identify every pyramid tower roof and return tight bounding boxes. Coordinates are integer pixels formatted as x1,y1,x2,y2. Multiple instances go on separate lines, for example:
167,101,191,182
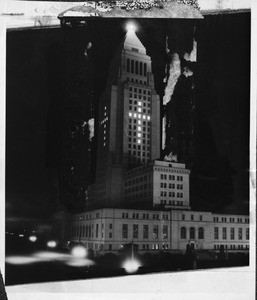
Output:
124,29,146,55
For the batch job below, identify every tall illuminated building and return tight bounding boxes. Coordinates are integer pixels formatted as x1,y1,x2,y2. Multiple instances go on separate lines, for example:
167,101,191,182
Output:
95,23,160,208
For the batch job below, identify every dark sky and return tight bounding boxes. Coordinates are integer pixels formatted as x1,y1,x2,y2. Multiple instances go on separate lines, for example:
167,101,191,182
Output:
6,14,250,230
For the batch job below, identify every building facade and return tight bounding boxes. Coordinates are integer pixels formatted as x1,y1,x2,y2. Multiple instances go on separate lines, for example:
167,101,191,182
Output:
94,25,160,208
123,160,190,209
66,208,249,254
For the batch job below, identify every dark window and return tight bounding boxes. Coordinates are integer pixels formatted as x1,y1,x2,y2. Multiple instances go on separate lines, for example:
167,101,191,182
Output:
122,224,128,238
131,60,134,73
135,61,138,74
230,228,235,240
198,227,204,239
133,224,138,239
246,228,249,240
96,224,99,238
163,225,168,239
140,62,143,75
144,63,147,76
181,227,186,239
143,225,148,239
153,225,158,239
238,228,243,240
222,227,227,239
189,227,195,239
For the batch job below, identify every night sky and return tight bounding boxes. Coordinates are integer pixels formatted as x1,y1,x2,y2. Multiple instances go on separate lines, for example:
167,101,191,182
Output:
6,13,250,231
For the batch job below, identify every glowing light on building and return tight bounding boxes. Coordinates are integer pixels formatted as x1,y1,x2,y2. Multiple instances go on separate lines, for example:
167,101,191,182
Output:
126,22,137,33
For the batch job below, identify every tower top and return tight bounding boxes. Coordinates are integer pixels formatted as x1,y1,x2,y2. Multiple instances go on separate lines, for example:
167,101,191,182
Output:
124,25,146,55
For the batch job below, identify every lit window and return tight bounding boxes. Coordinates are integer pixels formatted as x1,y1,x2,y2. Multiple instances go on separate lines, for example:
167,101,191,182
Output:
138,108,142,113
137,139,141,144
138,133,141,138
138,101,142,106
134,113,137,118
138,120,141,125
138,126,141,131
143,115,146,120
138,114,141,119
147,116,150,120
129,112,132,117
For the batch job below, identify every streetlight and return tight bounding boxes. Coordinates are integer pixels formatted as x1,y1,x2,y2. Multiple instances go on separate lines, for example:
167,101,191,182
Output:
47,240,57,248
29,235,37,243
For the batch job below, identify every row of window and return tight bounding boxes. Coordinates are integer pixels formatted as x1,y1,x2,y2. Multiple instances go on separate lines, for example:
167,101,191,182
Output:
160,183,183,190
129,87,151,95
128,150,150,157
80,243,170,251
72,223,104,239
180,227,204,240
214,244,249,250
122,224,168,239
181,214,203,221
129,100,150,107
160,174,183,181
161,200,184,206
122,212,169,220
129,93,151,101
127,59,147,76
128,137,150,145
160,191,183,198
213,217,249,223
129,106,151,114
129,118,150,126
129,124,150,132
128,112,151,121
214,227,249,240
127,77,147,85
128,131,150,139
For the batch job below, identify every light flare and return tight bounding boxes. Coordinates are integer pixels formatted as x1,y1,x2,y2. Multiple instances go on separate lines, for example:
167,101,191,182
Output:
71,245,87,258
123,258,140,274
